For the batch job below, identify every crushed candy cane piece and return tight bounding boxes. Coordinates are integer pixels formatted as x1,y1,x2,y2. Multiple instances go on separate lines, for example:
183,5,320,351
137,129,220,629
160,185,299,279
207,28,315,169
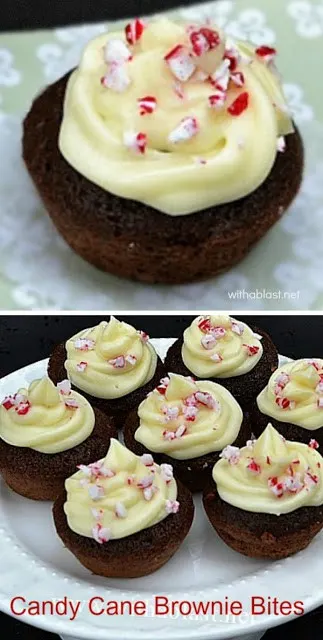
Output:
277,136,286,152
139,330,149,342
101,63,131,93
65,397,79,409
183,393,198,407
190,27,221,56
198,317,211,333
268,476,284,497
76,361,87,373
137,475,153,489
275,396,295,410
127,474,136,485
104,39,132,64
284,474,303,493
209,91,226,109
230,71,245,87
108,355,125,368
88,485,105,500
183,404,198,422
173,81,185,100
115,501,128,518
169,116,199,143
160,463,174,483
304,469,319,489
163,429,176,441
228,92,249,116
309,439,319,450
162,405,180,422
275,372,290,390
125,18,145,45
91,508,104,520
138,95,157,115
220,445,240,465
211,326,226,338
164,45,196,82
57,380,71,395
195,391,218,410
2,396,15,410
123,131,147,154
211,58,230,91
210,353,223,363
247,459,261,475
255,45,277,63
92,523,110,544
15,401,31,415
317,397,323,409
165,499,180,514
125,354,137,366
252,332,263,340
175,424,187,438
141,453,154,466
201,333,217,349
143,486,157,501
231,322,244,336
224,47,240,71
316,381,323,394
74,338,95,351
244,344,260,356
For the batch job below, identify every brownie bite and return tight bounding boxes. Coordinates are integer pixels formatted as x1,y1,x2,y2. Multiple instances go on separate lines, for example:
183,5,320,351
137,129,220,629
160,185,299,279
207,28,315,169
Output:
0,377,116,501
165,315,278,410
23,19,303,284
53,439,194,577
203,424,323,559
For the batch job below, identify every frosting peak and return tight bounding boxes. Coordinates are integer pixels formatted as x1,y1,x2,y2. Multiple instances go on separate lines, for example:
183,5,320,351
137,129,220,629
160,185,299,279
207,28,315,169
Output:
65,317,157,399
257,359,323,429
135,373,243,459
64,439,178,541
0,377,95,454
59,18,294,216
182,315,263,378
212,424,323,514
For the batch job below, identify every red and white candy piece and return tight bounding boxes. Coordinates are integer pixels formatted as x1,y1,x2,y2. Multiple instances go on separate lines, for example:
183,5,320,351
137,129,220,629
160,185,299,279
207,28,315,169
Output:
228,92,249,116
137,475,154,489
2,396,15,410
123,131,147,154
115,501,128,518
92,523,110,544
173,81,185,100
138,95,157,116
65,397,79,409
211,326,226,338
78,461,115,479
141,453,154,467
195,391,218,410
88,484,105,500
165,499,180,514
156,377,170,395
318,397,323,409
125,354,137,366
211,58,230,91
127,474,136,485
160,463,174,483
74,338,95,351
275,396,295,410
162,405,180,422
139,330,149,342
15,400,31,415
143,486,155,501
108,355,125,368
164,45,196,83
309,439,319,450
247,459,261,475
101,63,131,93
255,45,277,64
201,333,217,350
76,361,87,373
243,344,260,356
183,404,198,422
183,393,198,407
169,116,199,144
189,27,221,56
224,46,240,71
230,71,245,87
268,476,285,498
125,18,145,45
284,474,303,494
91,508,104,520
57,380,71,396
209,91,226,109
104,39,132,64
304,469,319,489
163,429,176,441
231,322,244,336
175,424,187,438
220,444,240,465
198,317,211,333
277,136,286,153
210,353,223,363
316,381,323,394
274,372,290,393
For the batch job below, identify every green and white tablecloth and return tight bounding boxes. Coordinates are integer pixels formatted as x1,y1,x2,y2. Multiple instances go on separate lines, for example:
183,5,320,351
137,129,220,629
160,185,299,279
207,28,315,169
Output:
0,0,322,310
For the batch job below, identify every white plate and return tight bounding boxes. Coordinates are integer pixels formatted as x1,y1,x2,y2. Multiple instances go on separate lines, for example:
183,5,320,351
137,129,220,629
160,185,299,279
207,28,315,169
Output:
0,341,320,640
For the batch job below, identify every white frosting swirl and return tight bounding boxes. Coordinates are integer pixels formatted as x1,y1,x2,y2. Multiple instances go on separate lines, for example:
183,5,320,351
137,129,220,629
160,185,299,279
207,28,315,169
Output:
182,315,263,378
257,359,323,430
212,424,323,515
65,316,157,399
135,373,243,459
64,438,178,540
0,377,94,454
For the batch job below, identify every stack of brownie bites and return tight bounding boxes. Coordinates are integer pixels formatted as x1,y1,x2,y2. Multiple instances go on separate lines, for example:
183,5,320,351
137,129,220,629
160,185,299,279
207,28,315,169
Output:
1,313,323,575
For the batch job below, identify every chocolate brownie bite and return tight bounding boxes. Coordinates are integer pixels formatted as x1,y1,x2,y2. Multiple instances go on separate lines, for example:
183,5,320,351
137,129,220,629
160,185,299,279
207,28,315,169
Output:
22,19,303,285
203,424,323,559
123,372,251,492
47,316,166,429
0,377,116,501
254,358,323,447
53,439,194,577
164,315,278,411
